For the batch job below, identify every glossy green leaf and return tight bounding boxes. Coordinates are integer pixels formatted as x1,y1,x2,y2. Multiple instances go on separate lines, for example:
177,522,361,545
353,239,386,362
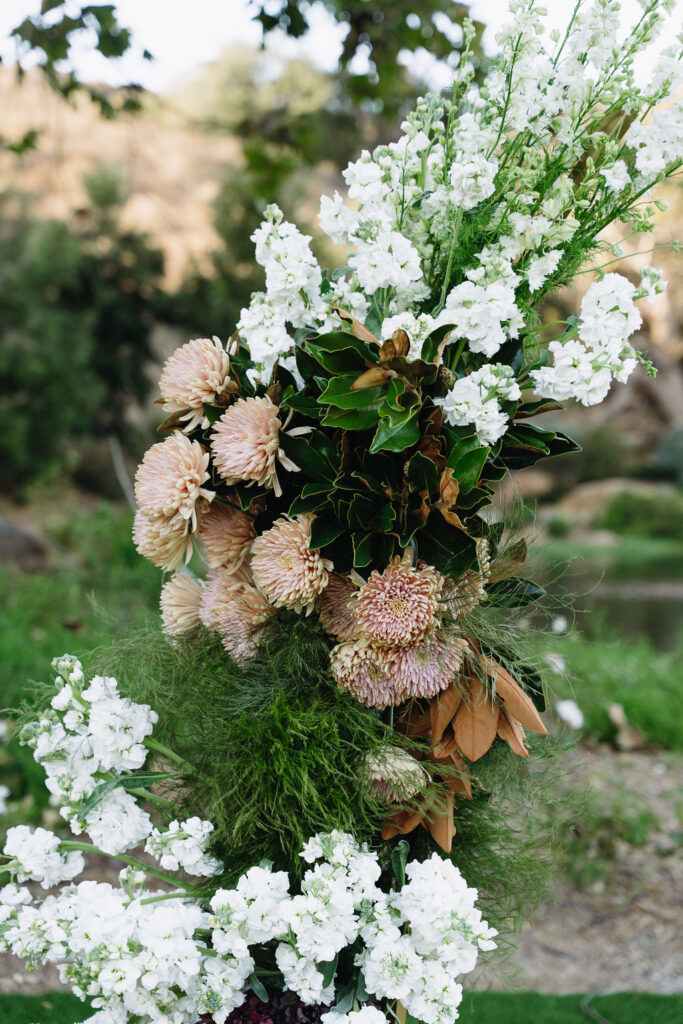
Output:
279,430,338,482
249,974,269,1003
416,513,477,578
391,838,410,888
369,411,420,453
318,374,384,409
321,405,380,430
352,530,373,567
407,451,440,497
310,513,346,549
452,446,490,493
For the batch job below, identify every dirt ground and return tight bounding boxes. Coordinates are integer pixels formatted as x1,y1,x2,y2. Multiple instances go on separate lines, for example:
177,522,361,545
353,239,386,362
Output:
2,746,682,997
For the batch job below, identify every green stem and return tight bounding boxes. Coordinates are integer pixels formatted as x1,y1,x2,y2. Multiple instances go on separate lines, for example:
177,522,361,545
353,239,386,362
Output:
435,209,463,313
144,736,196,775
447,336,467,373
60,840,199,891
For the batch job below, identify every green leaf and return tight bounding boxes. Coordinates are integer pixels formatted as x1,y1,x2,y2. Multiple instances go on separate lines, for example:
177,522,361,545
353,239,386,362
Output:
232,482,269,511
279,430,338,482
318,956,338,988
333,983,356,1015
321,406,380,431
445,430,483,469
407,451,439,497
305,331,378,373
352,531,373,567
332,265,353,281
452,446,490,493
288,489,331,516
369,411,420,453
421,322,453,363
417,513,477,577
318,374,384,409
281,391,323,419
249,973,269,1003
348,493,376,531
391,838,410,888
310,513,346,549
485,578,546,607
80,770,178,818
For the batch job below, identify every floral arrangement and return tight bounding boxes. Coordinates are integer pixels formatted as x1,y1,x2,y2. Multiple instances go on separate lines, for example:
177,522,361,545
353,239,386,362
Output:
2,2,682,1022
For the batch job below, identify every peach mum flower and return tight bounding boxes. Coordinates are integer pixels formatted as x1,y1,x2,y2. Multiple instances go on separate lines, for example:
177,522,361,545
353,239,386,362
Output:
316,572,359,640
199,500,255,571
135,433,213,533
160,573,203,636
330,639,403,709
200,565,274,660
386,632,468,700
352,553,443,647
159,336,235,432
251,514,332,613
364,747,427,802
211,395,302,497
133,510,192,571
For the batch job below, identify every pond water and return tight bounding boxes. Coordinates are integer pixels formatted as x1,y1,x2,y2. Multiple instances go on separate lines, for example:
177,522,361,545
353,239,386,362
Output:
538,546,683,650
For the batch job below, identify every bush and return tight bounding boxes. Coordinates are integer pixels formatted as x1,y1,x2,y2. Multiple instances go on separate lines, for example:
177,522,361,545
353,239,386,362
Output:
596,489,683,542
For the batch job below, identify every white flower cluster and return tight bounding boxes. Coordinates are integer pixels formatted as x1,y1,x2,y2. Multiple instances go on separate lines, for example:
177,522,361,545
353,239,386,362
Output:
209,831,495,1023
435,365,522,445
20,655,157,855
145,816,223,877
530,274,643,406
2,817,493,1024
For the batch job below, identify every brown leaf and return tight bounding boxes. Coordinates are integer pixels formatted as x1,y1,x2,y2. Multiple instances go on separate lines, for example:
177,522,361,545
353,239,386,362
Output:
439,467,460,509
351,366,391,390
432,731,459,759
445,751,473,798
381,809,424,841
497,711,529,757
405,706,432,738
334,305,379,344
486,660,548,735
425,790,456,852
388,329,410,358
435,329,453,365
453,679,500,761
440,506,468,532
430,684,463,744
157,409,190,432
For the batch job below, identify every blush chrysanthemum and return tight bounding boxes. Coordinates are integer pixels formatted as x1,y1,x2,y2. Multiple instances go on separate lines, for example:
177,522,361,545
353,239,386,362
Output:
210,395,301,497
134,433,213,533
132,510,192,570
352,554,443,647
198,500,255,571
160,573,203,636
200,565,273,659
386,631,467,699
251,514,332,613
159,336,235,432
330,639,404,709
316,572,359,640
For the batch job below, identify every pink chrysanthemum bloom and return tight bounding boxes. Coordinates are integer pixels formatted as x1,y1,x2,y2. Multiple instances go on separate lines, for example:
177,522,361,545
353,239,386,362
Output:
386,631,467,700
133,510,192,570
199,500,255,571
159,336,234,432
211,396,301,497
160,573,203,636
316,572,359,640
200,565,274,660
364,746,427,802
251,514,332,613
135,433,213,533
352,553,443,647
330,639,404,709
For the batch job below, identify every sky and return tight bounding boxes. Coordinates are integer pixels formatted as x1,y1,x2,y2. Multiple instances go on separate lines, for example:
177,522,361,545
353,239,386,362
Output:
1,0,681,93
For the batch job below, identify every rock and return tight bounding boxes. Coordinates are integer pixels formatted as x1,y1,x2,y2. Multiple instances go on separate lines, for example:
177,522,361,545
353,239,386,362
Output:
541,478,678,527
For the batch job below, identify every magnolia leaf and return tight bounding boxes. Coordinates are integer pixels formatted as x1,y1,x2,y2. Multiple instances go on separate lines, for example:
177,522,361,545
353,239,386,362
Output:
430,684,463,744
407,451,440,497
487,661,548,735
279,431,337,482
310,513,346,549
319,375,384,409
334,306,379,344
451,446,490,493
453,680,500,761
322,406,380,430
351,366,391,390
369,411,420,453
352,531,373,567
417,513,476,578
439,506,467,532
424,789,456,852
497,711,529,757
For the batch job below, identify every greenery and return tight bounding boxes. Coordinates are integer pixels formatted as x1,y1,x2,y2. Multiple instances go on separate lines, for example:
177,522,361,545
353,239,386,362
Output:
2,991,682,1024
0,172,163,491
595,489,683,542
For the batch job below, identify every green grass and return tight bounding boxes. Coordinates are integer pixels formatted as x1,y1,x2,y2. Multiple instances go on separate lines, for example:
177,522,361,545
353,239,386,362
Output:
542,628,683,751
1,991,682,1024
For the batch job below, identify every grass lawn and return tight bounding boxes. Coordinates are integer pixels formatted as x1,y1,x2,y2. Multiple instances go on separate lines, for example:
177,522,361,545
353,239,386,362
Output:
2,991,682,1024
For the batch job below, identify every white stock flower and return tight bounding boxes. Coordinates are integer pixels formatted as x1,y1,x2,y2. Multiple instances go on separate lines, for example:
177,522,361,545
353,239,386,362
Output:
448,155,497,210
434,364,521,444
80,788,153,856
600,160,630,193
3,826,83,889
146,817,223,877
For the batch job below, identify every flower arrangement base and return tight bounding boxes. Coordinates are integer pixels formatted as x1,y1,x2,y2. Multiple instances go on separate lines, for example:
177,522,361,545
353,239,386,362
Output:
197,993,327,1024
